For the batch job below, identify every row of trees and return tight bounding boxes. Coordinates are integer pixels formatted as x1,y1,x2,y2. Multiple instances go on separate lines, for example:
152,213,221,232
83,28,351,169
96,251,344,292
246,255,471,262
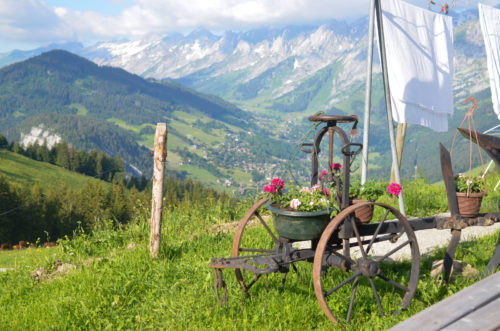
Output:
0,172,239,245
0,133,149,190
0,176,141,244
0,135,124,182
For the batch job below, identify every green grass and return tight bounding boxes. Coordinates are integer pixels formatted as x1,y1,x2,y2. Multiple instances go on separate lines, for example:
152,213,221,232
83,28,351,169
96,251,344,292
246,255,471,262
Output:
13,110,25,118
68,103,88,115
0,246,59,269
107,118,155,134
169,120,224,146
0,187,499,330
178,164,219,184
0,150,110,191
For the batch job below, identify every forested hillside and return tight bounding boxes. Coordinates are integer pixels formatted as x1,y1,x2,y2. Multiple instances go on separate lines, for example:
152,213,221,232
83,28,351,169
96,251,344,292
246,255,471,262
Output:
0,152,237,245
0,50,256,181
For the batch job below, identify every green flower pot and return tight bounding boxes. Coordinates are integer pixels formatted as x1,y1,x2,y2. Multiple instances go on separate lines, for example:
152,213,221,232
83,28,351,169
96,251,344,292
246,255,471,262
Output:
266,203,331,240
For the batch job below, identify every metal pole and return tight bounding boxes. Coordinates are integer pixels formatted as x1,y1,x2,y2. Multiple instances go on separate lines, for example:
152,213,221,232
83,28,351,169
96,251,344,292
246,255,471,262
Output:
361,0,376,185
375,0,406,215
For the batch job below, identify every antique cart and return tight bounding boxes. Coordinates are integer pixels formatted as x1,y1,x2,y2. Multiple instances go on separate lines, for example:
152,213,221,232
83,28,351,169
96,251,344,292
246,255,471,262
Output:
209,114,500,324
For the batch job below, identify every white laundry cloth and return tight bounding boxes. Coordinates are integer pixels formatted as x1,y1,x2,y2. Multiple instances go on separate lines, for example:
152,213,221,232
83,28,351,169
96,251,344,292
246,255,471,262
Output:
479,4,500,119
379,0,454,132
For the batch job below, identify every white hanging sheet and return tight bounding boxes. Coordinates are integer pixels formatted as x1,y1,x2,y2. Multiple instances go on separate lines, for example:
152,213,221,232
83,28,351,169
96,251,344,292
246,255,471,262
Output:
379,0,454,132
479,3,500,119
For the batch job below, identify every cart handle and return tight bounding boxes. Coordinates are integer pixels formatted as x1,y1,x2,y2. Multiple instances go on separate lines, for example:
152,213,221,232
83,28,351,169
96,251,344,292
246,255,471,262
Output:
341,142,363,156
300,142,320,154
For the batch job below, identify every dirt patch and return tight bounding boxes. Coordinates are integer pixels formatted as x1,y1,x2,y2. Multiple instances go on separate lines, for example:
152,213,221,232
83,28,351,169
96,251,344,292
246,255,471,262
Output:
31,259,77,282
31,257,107,282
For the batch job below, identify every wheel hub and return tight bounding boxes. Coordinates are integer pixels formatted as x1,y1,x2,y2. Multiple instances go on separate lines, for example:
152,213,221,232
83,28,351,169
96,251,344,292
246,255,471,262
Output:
357,258,380,277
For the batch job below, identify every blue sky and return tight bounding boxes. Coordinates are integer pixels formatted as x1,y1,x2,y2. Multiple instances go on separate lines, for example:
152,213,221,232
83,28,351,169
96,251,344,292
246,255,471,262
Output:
0,0,498,52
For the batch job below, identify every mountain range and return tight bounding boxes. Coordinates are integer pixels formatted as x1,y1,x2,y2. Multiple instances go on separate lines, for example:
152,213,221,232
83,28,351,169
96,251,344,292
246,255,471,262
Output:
0,7,498,186
0,8,492,115
0,50,301,189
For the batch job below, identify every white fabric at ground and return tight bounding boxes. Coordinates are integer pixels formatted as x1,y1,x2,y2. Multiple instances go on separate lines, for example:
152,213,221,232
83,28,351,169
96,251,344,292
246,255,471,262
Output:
380,0,454,132
479,3,500,119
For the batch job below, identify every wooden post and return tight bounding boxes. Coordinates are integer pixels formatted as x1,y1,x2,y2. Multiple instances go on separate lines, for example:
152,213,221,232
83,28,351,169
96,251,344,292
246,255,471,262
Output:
149,123,167,258
391,123,407,183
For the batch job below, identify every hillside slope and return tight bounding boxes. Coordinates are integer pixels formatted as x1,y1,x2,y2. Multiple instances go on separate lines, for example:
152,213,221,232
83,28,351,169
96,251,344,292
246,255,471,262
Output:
0,149,111,191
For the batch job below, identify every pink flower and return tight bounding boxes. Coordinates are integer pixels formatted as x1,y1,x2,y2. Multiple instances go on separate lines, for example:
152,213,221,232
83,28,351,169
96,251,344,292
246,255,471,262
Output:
319,170,328,180
264,184,275,193
271,178,284,190
264,178,284,194
312,184,321,191
332,163,342,171
300,186,310,193
387,182,402,196
322,188,330,197
290,199,301,209
309,201,314,206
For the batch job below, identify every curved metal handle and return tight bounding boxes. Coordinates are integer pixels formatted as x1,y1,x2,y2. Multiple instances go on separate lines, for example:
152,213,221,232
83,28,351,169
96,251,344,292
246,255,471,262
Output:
300,142,320,154
341,143,363,156
464,97,477,117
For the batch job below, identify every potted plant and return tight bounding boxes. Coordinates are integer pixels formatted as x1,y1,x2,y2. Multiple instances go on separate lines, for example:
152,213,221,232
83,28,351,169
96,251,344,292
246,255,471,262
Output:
264,178,339,240
349,179,385,224
454,174,486,217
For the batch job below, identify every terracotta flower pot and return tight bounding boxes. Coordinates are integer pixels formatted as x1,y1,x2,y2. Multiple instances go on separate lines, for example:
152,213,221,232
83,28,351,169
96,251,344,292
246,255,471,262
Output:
456,191,486,218
352,199,374,224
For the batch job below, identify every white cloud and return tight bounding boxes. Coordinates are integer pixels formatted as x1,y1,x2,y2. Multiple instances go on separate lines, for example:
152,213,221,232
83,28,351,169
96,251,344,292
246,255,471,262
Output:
0,0,498,48
0,0,371,44
0,0,67,42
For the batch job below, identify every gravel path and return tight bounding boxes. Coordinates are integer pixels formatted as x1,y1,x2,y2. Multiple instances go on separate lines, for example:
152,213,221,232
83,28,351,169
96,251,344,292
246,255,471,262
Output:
352,218,500,261
294,216,500,261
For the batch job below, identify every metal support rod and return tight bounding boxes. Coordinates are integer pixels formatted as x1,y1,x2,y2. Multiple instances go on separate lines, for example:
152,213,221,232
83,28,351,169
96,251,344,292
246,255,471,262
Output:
328,127,334,171
375,0,406,215
361,0,376,185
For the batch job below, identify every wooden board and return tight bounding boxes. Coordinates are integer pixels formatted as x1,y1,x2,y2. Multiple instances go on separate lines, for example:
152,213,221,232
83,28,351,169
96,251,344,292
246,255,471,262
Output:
390,272,500,330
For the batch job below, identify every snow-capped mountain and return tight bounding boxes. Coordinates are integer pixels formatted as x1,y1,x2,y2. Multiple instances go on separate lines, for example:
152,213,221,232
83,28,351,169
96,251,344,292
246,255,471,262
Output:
0,9,490,114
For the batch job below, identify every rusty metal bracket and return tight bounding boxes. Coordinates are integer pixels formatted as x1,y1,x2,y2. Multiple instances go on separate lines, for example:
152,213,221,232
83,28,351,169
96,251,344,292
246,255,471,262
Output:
212,268,227,305
434,213,500,230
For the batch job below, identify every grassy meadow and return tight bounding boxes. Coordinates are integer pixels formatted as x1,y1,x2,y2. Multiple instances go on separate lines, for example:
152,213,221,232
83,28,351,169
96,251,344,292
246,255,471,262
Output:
1,175,500,330
0,150,111,191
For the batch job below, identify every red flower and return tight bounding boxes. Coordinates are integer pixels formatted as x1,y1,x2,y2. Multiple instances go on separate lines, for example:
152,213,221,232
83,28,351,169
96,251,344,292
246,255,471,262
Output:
264,178,284,194
264,184,274,193
332,163,342,171
387,182,402,196
319,170,327,180
322,188,330,197
270,178,284,190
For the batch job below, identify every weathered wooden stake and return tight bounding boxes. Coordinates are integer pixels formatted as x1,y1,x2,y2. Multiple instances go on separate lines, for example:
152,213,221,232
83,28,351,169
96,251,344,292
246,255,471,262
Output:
391,123,407,183
149,123,167,258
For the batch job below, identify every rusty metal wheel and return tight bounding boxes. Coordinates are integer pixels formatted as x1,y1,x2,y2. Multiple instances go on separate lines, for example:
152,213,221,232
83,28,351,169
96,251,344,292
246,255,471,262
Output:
313,202,420,324
232,197,281,292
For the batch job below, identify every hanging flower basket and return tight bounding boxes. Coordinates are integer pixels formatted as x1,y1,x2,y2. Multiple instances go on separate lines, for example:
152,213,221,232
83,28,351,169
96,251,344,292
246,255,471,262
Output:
456,191,486,218
351,199,374,224
266,203,331,240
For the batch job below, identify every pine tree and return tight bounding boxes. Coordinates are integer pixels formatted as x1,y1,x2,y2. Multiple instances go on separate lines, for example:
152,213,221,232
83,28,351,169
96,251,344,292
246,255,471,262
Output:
39,141,51,162
55,141,70,169
0,134,8,149
107,180,130,223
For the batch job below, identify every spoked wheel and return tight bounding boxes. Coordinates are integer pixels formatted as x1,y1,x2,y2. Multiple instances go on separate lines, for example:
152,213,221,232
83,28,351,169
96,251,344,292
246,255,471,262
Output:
232,197,282,292
313,202,420,324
